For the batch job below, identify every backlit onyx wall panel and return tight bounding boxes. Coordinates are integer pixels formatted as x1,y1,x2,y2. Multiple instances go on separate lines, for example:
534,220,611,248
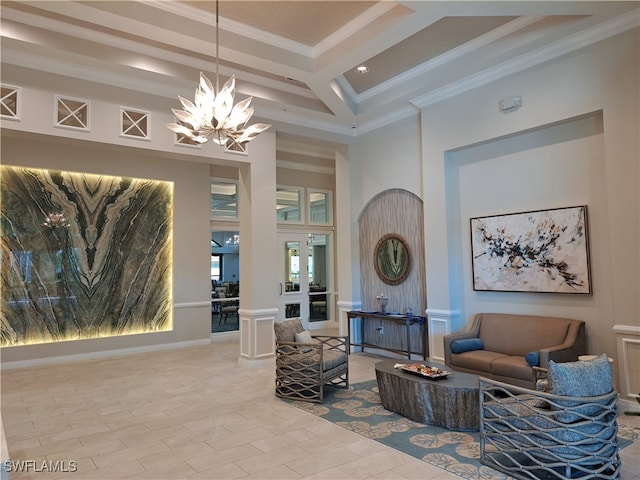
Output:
1,166,173,346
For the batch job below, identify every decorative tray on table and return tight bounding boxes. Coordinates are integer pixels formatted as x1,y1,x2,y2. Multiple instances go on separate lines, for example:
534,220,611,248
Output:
395,363,450,380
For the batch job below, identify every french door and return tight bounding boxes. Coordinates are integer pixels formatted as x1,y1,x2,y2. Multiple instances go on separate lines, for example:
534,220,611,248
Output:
277,232,333,330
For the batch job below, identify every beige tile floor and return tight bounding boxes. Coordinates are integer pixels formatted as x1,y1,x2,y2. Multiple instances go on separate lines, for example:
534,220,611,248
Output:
2,339,639,480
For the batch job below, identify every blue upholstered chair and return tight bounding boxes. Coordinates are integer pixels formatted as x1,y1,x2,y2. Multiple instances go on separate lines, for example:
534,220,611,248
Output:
480,354,620,480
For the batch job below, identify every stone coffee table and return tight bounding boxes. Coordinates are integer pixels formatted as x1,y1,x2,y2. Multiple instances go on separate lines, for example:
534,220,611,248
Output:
375,359,480,431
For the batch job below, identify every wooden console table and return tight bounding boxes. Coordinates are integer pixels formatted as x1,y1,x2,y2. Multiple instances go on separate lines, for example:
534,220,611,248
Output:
347,310,428,360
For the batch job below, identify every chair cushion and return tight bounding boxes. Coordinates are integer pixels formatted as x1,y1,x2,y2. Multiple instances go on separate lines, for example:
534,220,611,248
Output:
274,319,304,342
277,347,346,373
451,338,484,353
322,349,347,371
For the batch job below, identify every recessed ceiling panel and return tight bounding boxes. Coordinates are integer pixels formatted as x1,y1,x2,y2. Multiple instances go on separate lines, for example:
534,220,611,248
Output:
184,1,376,46
344,16,518,94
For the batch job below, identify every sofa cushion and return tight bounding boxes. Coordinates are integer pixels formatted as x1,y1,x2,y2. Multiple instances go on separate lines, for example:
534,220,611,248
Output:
451,350,507,372
490,356,532,381
451,338,484,353
478,314,572,356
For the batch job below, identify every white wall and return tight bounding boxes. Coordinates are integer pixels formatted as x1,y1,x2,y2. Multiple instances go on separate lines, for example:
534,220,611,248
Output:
353,115,422,215
1,134,213,365
348,29,638,400
421,28,639,362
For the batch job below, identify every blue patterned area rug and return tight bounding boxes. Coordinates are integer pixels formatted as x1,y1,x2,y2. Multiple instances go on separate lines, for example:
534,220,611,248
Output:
286,380,640,480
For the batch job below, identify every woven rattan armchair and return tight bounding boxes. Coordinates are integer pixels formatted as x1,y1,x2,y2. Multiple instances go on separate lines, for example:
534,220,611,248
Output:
274,319,348,403
480,355,620,480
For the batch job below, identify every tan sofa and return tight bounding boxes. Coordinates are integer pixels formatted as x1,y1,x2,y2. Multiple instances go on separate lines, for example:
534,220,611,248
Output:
443,313,586,388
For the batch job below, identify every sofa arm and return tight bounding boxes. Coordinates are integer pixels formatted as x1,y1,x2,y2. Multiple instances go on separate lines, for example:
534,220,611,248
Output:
443,315,482,366
538,321,586,367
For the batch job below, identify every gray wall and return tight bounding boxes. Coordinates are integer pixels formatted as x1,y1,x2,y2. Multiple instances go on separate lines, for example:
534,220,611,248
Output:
358,189,426,315
1,134,212,364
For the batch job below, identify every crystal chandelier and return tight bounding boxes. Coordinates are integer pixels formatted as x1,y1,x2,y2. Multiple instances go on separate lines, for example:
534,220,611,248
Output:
166,1,270,147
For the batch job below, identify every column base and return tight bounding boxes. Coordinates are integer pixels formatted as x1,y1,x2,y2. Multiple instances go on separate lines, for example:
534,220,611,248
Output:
237,308,278,367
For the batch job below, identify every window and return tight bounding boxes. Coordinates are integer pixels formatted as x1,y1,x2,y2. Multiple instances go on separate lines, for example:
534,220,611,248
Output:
211,254,221,282
1,84,20,120
276,186,303,223
308,189,332,225
54,95,89,131
224,141,248,155
121,107,150,140
173,119,202,147
211,180,238,219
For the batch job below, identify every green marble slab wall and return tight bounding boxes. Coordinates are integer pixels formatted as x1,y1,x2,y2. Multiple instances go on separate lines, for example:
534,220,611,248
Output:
1,166,173,346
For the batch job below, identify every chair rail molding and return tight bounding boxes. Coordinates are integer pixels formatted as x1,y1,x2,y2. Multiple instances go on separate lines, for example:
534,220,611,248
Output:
175,301,211,309
426,308,460,363
613,324,640,412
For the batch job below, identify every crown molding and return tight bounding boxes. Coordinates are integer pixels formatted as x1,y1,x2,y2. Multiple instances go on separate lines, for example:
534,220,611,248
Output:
410,9,640,110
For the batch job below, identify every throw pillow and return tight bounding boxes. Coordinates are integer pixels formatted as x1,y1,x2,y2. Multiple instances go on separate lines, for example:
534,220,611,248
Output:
525,351,540,366
547,354,613,423
548,354,612,397
295,330,313,344
451,338,484,354
294,330,317,353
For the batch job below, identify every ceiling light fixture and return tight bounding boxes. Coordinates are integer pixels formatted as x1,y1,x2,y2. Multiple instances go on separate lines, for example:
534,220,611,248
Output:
166,0,270,147
355,65,369,74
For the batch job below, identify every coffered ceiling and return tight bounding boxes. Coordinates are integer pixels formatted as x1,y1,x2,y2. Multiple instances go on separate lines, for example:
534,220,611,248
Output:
1,1,638,145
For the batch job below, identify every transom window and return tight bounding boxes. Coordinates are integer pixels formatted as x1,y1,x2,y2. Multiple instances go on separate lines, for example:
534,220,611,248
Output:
211,180,238,219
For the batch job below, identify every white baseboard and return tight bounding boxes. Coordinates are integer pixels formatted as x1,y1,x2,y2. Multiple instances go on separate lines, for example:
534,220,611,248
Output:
619,397,640,415
237,355,275,370
0,338,211,370
211,331,240,342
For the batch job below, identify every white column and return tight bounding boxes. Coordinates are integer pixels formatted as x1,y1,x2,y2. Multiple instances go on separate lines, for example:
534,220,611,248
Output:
614,324,640,412
335,144,360,338
236,132,278,367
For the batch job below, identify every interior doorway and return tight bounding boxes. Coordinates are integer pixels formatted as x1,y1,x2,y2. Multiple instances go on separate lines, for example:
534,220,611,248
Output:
277,232,334,330
211,230,240,334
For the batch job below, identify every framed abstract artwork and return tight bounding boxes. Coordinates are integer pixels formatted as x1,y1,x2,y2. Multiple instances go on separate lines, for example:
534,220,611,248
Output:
470,206,591,294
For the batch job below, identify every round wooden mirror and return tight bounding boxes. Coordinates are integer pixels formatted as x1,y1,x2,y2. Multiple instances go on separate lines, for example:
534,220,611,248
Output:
374,233,411,285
